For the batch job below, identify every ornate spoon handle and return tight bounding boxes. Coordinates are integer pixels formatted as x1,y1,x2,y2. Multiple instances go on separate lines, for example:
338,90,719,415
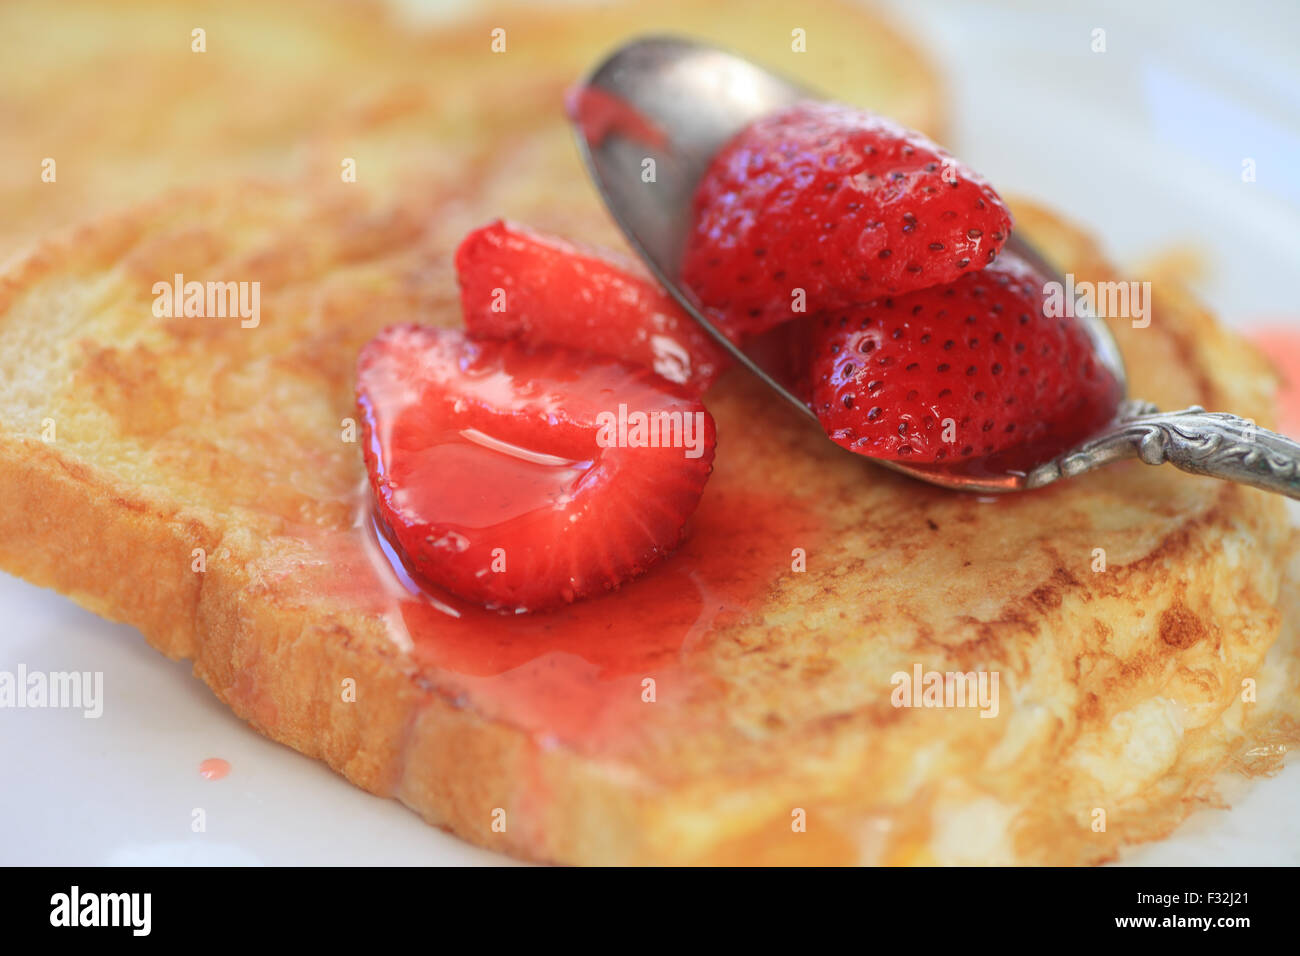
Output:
1025,400,1300,499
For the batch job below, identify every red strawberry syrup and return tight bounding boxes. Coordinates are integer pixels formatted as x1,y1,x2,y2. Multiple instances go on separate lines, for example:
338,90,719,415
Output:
376,424,595,535
199,758,230,780
278,478,820,761
565,85,668,151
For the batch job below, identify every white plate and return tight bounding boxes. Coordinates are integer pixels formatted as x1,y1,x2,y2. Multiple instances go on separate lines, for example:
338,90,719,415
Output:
2,0,1297,866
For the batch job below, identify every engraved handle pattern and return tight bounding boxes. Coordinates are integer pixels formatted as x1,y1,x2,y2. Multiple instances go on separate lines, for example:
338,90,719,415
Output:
1025,400,1300,499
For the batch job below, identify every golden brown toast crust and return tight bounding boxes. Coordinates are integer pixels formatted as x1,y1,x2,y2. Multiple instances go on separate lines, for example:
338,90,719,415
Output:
1,1,1297,864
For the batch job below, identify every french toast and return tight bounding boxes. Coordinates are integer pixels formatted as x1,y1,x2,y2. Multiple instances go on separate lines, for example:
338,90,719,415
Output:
1,0,1298,865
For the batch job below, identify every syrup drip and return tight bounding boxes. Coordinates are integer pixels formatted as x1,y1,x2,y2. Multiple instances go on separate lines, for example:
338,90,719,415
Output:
199,758,230,780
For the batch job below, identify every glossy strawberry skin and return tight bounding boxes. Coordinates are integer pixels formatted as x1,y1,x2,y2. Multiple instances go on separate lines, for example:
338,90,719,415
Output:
357,325,716,612
810,253,1122,464
681,102,1013,339
455,220,730,394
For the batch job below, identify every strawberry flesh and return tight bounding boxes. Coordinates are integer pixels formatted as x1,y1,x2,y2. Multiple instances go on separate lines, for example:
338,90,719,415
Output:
682,102,1013,339
810,252,1121,464
357,325,716,612
456,220,730,393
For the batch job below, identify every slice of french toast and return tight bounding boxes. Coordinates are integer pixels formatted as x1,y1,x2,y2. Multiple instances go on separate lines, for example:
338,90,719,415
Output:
1,0,1297,865
1,175,1297,863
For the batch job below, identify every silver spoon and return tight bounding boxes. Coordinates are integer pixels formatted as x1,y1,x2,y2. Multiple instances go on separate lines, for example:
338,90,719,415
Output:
570,35,1300,499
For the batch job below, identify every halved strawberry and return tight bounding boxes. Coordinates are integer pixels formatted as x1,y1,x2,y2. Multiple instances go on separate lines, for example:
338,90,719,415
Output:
681,101,1013,339
455,220,731,393
810,253,1121,464
357,325,716,612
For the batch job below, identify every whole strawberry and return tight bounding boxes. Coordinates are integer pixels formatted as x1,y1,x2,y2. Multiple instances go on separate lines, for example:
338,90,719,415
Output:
810,252,1121,464
681,101,1013,339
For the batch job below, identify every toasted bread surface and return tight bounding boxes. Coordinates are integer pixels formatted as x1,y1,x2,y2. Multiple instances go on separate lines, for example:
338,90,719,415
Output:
1,0,1297,865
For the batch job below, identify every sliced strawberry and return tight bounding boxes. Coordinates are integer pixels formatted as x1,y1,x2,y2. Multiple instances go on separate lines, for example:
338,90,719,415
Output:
681,101,1013,339
810,253,1121,464
357,325,716,612
455,220,731,393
